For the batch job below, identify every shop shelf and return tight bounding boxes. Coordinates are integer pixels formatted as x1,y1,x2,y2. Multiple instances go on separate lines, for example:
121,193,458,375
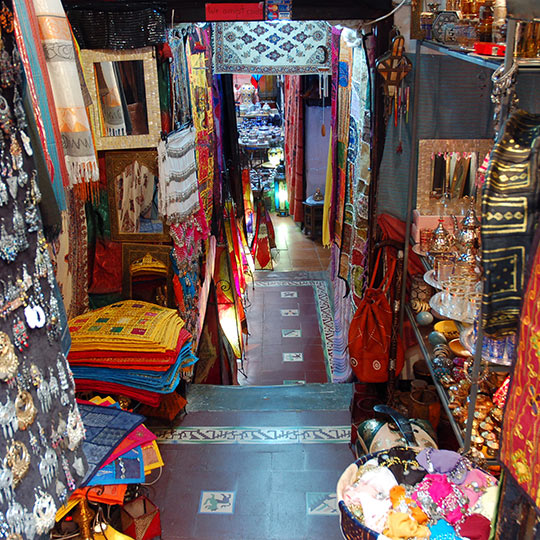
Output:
406,304,465,447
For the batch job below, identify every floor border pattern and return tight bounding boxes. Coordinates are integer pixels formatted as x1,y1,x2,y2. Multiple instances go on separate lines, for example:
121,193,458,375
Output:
155,425,350,444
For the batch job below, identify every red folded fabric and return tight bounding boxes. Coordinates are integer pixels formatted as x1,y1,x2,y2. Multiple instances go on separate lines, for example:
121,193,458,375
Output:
458,514,491,540
74,380,161,407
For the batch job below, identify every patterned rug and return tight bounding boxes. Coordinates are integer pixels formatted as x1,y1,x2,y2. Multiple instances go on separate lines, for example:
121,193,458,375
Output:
212,21,331,75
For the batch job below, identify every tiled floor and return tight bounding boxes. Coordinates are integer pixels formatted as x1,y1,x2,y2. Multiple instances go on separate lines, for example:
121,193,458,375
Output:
148,216,352,539
271,216,331,272
152,400,354,540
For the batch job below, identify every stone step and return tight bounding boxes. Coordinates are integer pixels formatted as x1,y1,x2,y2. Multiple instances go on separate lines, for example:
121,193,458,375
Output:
186,383,353,412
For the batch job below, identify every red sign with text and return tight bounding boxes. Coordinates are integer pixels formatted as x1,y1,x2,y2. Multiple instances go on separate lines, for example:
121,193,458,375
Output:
205,2,264,21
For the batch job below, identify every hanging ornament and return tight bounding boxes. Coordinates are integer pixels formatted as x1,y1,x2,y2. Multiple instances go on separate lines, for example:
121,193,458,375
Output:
375,34,412,122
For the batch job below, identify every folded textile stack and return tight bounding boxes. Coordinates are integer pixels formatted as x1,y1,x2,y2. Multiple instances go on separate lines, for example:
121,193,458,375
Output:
68,301,198,406
56,397,164,538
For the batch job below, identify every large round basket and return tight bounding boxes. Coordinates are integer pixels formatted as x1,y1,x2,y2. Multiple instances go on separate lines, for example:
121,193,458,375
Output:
337,452,383,540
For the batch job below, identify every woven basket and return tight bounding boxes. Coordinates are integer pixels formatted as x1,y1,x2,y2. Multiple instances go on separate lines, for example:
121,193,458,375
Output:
337,452,382,540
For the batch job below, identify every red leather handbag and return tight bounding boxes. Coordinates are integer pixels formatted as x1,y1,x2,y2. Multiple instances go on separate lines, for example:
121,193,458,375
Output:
348,251,404,383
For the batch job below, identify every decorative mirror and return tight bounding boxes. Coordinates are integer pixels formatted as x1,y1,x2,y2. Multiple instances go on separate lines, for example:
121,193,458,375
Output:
122,243,174,308
105,149,169,242
81,47,161,150
417,139,493,213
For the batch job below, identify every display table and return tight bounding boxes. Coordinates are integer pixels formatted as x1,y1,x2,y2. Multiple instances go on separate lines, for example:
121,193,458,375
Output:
303,200,324,239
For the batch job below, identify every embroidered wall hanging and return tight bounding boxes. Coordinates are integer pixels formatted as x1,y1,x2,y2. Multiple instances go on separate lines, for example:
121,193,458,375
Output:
212,21,331,75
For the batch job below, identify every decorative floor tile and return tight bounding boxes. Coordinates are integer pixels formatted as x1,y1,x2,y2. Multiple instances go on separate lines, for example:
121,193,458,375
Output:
281,308,299,316
283,352,303,363
306,492,338,516
199,491,235,514
282,329,301,338
280,291,298,298
283,379,305,385
156,426,351,444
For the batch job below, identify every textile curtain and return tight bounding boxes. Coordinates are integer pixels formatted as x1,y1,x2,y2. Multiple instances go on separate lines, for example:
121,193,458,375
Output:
284,75,304,222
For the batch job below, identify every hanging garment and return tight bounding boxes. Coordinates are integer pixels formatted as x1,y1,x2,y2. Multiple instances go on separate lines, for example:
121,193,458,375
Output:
33,0,99,192
252,201,273,270
157,126,199,225
499,225,540,507
481,109,540,337
168,27,192,128
117,161,155,233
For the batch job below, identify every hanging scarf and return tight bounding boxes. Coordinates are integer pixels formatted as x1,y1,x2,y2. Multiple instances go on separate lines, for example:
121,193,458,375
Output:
481,109,540,337
157,126,199,225
13,0,68,209
33,0,99,196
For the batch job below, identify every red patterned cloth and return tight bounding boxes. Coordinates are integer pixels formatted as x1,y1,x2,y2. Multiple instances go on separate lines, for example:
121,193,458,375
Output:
500,232,540,509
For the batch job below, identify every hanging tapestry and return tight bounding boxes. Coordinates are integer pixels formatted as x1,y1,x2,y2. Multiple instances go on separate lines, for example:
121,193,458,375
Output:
500,228,540,509
284,76,304,222
33,0,99,194
349,45,372,303
157,126,199,225
481,109,540,337
52,191,89,319
333,34,353,251
212,21,331,75
13,0,68,210
186,27,215,227
326,26,342,244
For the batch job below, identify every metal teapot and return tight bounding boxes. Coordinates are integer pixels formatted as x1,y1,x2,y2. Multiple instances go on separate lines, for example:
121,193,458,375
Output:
452,199,481,254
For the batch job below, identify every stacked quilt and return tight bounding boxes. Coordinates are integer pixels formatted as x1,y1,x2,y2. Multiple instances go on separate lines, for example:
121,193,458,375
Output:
68,301,197,406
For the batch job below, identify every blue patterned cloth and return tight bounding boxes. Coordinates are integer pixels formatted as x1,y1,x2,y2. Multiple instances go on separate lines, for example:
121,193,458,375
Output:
79,403,145,485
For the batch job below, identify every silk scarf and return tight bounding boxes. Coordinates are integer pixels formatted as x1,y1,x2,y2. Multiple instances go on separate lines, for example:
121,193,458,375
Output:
33,0,99,193
481,109,540,337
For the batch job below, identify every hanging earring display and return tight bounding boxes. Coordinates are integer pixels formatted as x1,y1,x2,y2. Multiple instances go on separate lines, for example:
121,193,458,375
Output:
0,397,16,439
0,180,7,206
5,440,30,487
60,455,75,492
24,300,46,329
12,204,28,253
14,390,36,430
32,488,56,534
11,316,28,351
0,333,18,382
5,176,17,200
5,501,24,535
0,466,13,505
67,406,84,451
38,448,57,489
13,88,32,156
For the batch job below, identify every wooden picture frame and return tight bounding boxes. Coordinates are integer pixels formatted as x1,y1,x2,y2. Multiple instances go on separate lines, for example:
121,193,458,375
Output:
81,47,161,151
121,243,174,308
105,149,169,243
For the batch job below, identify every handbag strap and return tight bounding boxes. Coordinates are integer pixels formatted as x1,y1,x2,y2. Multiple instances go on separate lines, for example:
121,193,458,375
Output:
368,249,397,294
